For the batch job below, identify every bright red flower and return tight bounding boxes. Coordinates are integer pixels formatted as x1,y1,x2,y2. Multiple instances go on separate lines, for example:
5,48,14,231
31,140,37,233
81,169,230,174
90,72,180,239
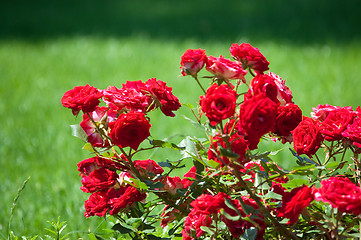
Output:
77,156,124,176
133,159,164,177
80,167,119,193
274,103,302,137
229,43,269,74
161,176,184,195
144,78,181,117
190,192,227,215
108,186,147,215
80,106,117,148
320,106,356,141
315,176,361,215
109,112,151,150
239,93,279,149
84,189,110,218
342,116,361,148
102,82,151,113
311,104,354,122
276,185,314,225
182,208,213,239
61,84,103,115
246,73,293,105
205,55,247,81
200,83,237,126
180,48,207,77
291,117,323,157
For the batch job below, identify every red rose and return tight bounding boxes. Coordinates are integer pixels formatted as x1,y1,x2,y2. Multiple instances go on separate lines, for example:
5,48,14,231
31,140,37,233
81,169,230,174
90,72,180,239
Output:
161,176,184,195
77,156,124,176
182,208,213,239
144,78,181,117
342,116,361,148
109,112,151,150
229,43,269,74
200,83,237,126
291,117,323,157
311,104,354,122
315,176,361,215
80,167,118,193
61,84,103,115
239,93,279,149
180,48,207,77
205,55,247,81
80,106,117,148
276,185,314,225
246,73,293,105
108,186,147,215
84,189,110,217
320,106,356,141
190,193,227,215
274,103,302,137
133,159,164,177
102,82,152,113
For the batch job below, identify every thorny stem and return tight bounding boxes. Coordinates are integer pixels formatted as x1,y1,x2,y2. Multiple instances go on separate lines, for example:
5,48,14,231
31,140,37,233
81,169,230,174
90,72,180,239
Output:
230,162,300,240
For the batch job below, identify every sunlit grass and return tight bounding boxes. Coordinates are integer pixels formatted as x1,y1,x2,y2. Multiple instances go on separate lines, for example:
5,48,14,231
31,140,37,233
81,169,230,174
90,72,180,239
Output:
0,36,360,237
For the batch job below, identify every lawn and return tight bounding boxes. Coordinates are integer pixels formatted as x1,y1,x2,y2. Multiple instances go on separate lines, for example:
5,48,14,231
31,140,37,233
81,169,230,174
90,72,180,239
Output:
0,0,361,238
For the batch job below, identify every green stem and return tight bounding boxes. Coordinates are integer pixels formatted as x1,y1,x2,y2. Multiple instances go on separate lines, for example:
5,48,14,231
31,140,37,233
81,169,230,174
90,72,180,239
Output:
194,75,207,94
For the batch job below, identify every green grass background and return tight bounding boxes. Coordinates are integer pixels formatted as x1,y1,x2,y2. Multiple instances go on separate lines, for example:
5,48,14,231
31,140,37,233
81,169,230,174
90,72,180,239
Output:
1,0,361,238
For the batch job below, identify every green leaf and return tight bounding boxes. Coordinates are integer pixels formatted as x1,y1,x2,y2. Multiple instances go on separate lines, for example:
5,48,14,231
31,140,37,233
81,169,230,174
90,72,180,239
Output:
82,142,96,152
207,159,220,169
179,137,198,159
70,124,88,142
146,234,171,240
240,227,258,240
151,139,185,150
220,208,241,221
325,161,340,168
128,178,148,190
158,161,172,168
145,181,165,190
292,165,315,171
88,233,99,240
282,178,309,189
182,103,194,109
269,147,286,156
112,223,134,234
126,218,143,228
158,160,185,169
182,115,207,132
199,226,215,235
218,146,240,158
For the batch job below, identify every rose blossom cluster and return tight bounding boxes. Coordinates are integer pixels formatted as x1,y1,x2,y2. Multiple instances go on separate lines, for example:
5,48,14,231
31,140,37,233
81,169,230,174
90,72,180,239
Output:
179,43,361,238
62,42,361,239
61,78,183,217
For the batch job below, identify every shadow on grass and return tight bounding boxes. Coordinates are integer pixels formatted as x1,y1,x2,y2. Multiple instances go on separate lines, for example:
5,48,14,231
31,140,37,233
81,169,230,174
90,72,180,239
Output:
1,0,360,44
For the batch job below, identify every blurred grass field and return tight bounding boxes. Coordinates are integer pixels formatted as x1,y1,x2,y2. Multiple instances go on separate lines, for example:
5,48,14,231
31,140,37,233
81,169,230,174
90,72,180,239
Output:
1,0,361,238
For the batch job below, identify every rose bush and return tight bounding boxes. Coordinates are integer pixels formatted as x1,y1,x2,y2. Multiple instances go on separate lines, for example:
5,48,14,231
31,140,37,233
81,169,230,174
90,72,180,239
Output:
62,42,361,240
